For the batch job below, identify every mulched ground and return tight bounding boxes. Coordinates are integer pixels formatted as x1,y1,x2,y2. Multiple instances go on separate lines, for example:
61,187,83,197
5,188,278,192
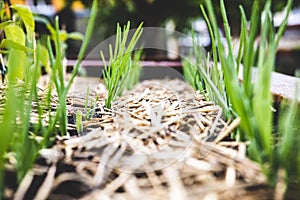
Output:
2,77,275,200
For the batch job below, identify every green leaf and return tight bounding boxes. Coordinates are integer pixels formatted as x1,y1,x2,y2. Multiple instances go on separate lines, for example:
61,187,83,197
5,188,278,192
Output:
4,24,25,45
37,43,51,73
68,32,84,40
0,39,33,52
0,87,18,174
34,15,55,36
76,110,83,133
7,49,26,81
11,4,35,42
0,20,14,30
59,30,68,42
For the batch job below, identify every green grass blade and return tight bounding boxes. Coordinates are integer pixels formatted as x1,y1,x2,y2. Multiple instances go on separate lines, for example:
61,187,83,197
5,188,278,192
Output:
65,0,98,94
102,22,143,108
204,0,255,140
275,0,293,47
278,81,300,188
242,1,259,98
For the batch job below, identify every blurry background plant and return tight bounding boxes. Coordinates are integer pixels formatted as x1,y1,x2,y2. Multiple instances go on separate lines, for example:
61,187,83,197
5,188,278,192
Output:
203,0,300,35
90,0,300,36
14,0,297,76
16,0,299,29
5,0,297,76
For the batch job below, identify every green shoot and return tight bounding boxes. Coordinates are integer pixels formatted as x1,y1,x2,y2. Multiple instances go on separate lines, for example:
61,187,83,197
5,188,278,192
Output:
0,81,18,194
278,86,300,191
182,30,206,92
277,70,300,190
45,0,98,136
85,87,96,120
194,0,297,193
182,32,230,118
0,3,36,187
123,48,143,90
201,1,254,142
76,110,83,134
0,0,98,195
13,39,41,181
101,21,143,108
182,58,203,91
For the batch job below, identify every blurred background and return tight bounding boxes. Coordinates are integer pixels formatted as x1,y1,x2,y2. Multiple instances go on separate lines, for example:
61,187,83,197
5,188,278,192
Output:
6,0,300,76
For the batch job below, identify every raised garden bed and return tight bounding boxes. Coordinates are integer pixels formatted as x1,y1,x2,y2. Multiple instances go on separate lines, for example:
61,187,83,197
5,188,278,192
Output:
3,72,299,199
1,0,300,199
2,76,270,199
66,59,300,102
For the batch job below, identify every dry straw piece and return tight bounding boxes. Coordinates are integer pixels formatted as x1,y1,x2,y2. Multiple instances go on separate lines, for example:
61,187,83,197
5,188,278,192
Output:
3,78,271,199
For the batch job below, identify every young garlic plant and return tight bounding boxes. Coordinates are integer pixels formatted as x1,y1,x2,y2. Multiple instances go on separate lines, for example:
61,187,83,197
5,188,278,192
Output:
101,21,143,108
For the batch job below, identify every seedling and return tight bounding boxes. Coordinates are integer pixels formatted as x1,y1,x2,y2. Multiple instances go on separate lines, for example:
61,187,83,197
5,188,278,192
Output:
76,110,83,134
85,87,96,120
45,0,98,136
101,21,143,108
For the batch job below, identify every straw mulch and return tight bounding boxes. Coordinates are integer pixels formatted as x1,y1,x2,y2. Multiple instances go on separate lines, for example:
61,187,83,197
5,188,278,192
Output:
3,77,273,200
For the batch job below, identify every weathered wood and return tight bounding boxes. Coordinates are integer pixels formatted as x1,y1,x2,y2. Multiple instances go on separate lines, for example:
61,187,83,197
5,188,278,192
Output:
67,60,300,102
243,68,300,102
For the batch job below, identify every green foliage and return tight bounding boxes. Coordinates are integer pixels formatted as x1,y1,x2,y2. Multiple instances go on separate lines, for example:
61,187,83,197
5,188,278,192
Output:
0,0,98,196
12,44,43,182
182,32,230,118
186,0,299,194
76,110,83,134
182,33,206,93
278,88,300,188
0,39,33,52
205,0,300,35
101,21,143,108
184,0,299,194
37,43,51,73
46,0,98,135
3,6,33,82
0,84,18,195
123,47,143,90
96,0,201,37
93,0,300,38
84,87,96,120
0,21,13,29
199,0,292,157
11,5,35,42
182,59,202,91
0,4,36,189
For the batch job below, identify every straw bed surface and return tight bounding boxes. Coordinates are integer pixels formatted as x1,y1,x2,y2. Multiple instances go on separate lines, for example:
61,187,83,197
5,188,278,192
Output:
2,77,271,200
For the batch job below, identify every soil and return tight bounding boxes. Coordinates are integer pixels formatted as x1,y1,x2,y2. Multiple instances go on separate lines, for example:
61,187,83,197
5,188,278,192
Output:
2,77,277,200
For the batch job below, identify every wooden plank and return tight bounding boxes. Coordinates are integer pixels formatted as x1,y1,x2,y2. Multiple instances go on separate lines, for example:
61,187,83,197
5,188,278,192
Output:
265,71,300,102
239,68,300,102
67,59,182,67
68,60,300,102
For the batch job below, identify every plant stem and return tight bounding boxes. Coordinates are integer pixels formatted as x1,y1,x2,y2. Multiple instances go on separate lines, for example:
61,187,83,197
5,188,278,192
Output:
65,0,98,94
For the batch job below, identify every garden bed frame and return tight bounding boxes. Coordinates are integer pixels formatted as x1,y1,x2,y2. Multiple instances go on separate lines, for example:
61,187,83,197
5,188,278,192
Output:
67,59,300,102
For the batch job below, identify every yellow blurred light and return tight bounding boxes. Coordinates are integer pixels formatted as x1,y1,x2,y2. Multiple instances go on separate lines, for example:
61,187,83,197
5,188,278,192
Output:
10,0,25,5
52,0,65,12
72,1,85,11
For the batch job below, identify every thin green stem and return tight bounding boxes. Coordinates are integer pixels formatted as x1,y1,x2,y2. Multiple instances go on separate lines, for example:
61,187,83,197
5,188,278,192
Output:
65,0,98,94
